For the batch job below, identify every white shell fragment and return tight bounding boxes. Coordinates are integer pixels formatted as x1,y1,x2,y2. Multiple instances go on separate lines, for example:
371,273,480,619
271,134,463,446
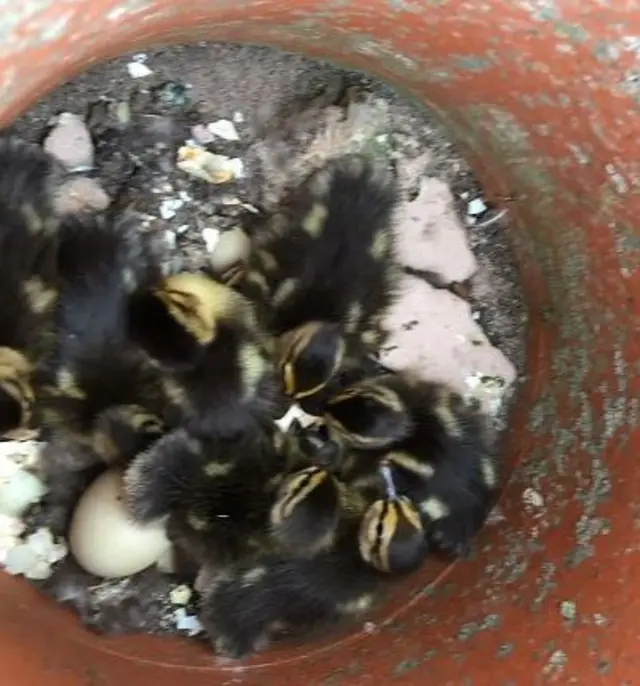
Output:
0,440,47,518
3,527,67,580
209,227,251,272
0,514,26,565
69,469,171,579
174,608,204,636
206,119,240,141
177,144,243,184
43,112,94,172
0,469,48,518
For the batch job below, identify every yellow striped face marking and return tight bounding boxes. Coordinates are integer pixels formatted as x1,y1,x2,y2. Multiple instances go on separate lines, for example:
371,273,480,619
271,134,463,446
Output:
271,466,330,525
359,496,423,573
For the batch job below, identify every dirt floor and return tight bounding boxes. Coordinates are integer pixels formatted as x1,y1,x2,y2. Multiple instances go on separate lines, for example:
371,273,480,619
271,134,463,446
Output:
5,42,528,645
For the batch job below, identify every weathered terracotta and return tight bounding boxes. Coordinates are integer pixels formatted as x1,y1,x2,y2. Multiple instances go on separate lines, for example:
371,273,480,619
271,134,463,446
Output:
1,1,639,683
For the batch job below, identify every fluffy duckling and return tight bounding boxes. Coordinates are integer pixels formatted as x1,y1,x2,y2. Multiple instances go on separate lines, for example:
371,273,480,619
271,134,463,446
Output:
198,501,405,660
323,372,500,558
124,423,287,572
0,136,65,437
358,463,428,574
235,154,400,409
38,209,172,455
126,271,286,439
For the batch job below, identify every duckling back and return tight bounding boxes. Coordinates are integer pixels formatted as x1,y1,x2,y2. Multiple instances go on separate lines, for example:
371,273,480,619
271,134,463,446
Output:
0,137,64,435
40,210,171,455
244,154,400,342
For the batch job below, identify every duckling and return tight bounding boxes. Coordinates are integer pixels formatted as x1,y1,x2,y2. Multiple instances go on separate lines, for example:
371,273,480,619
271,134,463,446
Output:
269,465,344,558
126,270,286,438
0,136,65,437
197,500,404,660
123,423,287,572
235,154,401,408
322,372,500,559
358,463,428,574
36,208,174,515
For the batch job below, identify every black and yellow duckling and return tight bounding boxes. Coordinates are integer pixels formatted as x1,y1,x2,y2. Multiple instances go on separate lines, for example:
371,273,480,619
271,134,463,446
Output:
0,136,65,438
124,422,287,573
269,465,344,558
233,154,401,410
197,489,419,660
358,463,427,574
38,208,172,458
126,270,287,439
322,371,500,559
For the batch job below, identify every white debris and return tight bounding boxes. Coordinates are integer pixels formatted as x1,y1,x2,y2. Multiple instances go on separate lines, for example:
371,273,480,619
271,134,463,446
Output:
0,469,48,518
464,372,507,416
190,124,215,145
174,607,204,636
275,404,317,432
3,527,68,580
3,440,43,469
176,224,190,235
170,584,193,605
232,111,244,124
127,61,153,79
0,514,25,564
202,227,221,254
0,440,47,518
159,197,184,220
523,488,545,509
177,144,243,184
164,230,177,250
206,119,240,141
467,197,488,216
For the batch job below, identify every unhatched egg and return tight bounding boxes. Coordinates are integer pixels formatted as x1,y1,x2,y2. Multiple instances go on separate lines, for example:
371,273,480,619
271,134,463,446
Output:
69,469,170,579
209,227,251,273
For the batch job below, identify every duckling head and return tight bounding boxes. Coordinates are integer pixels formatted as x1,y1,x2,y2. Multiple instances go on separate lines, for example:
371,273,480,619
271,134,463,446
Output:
270,465,342,557
0,347,34,437
325,378,412,450
278,321,345,407
127,271,254,370
358,464,427,574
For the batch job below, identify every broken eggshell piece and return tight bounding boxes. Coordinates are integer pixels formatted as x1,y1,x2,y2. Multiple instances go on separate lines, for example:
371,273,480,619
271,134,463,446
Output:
69,469,171,579
176,143,243,184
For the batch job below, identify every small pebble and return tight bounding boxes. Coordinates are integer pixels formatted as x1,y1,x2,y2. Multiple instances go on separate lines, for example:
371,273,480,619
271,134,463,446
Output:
170,584,193,605
191,124,215,145
164,230,177,250
467,197,487,216
127,62,153,79
207,119,240,141
174,608,204,636
159,197,184,220
43,112,94,171
54,177,110,215
232,111,244,124
202,228,221,254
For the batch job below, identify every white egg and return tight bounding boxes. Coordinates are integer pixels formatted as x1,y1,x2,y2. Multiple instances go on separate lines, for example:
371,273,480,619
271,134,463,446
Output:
69,469,170,579
209,227,251,273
